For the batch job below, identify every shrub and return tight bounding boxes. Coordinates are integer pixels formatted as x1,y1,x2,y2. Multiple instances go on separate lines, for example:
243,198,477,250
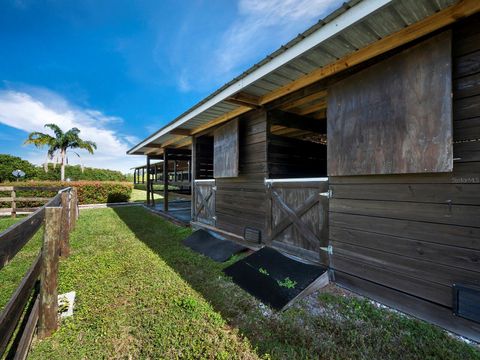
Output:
34,164,127,181
0,181,133,207
0,154,38,182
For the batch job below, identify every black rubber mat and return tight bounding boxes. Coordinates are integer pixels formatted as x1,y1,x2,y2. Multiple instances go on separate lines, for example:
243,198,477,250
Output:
224,247,326,310
183,229,247,262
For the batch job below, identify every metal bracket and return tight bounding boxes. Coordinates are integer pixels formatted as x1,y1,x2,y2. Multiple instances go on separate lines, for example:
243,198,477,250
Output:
212,186,217,191
320,189,333,199
320,245,333,255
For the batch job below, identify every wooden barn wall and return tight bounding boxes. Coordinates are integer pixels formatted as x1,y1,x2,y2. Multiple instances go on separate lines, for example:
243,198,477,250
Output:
215,110,268,238
329,15,480,340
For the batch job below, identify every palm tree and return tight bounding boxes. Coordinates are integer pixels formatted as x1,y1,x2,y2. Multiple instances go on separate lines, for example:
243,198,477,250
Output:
24,124,97,181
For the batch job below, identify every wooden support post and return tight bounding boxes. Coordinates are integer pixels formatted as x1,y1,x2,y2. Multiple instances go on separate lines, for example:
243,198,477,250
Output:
133,169,137,185
60,192,70,257
163,151,169,212
11,189,16,219
191,138,196,222
38,206,61,339
174,160,177,183
146,156,151,206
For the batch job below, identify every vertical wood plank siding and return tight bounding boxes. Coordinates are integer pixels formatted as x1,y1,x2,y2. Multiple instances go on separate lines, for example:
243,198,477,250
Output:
329,15,480,341
215,111,268,238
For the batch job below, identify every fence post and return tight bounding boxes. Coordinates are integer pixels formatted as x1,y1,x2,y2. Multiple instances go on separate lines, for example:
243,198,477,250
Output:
38,206,61,339
11,188,16,219
69,189,76,231
60,192,70,258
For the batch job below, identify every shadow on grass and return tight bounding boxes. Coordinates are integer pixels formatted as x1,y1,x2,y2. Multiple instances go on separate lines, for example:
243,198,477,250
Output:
111,206,303,358
111,206,480,360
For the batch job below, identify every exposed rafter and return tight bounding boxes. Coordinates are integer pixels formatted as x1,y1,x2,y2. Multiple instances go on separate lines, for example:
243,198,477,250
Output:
225,92,261,109
169,128,191,136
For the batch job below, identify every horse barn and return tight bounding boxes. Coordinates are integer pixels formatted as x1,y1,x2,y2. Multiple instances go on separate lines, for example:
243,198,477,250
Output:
128,0,480,341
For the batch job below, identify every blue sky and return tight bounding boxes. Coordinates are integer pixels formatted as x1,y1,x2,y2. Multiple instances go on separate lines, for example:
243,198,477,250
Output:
0,0,342,173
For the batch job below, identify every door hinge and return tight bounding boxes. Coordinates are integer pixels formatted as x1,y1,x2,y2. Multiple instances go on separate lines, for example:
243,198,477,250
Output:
320,189,333,199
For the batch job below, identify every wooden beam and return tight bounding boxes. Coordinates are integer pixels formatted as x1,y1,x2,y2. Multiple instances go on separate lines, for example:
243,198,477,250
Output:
279,90,327,110
169,128,191,136
164,148,191,156
227,92,260,106
190,106,251,135
161,135,187,148
173,136,192,149
269,110,326,134
145,143,163,149
225,98,259,109
258,0,480,105
295,100,327,116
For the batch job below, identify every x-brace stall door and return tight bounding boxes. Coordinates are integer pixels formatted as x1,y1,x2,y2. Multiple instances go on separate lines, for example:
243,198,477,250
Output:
194,180,216,226
266,179,329,264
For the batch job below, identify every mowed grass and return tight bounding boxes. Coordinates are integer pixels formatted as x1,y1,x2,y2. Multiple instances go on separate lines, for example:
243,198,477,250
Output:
0,216,43,311
129,188,162,203
3,206,474,359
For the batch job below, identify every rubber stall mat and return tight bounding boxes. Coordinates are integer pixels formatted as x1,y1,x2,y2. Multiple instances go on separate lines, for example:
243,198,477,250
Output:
183,229,247,262
224,247,326,310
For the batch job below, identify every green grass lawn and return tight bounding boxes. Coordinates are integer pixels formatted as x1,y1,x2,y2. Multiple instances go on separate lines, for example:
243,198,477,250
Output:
129,188,163,203
1,208,478,359
0,216,43,312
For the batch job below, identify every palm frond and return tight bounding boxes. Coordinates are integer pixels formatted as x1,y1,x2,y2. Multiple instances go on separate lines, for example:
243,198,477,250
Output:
44,123,64,138
24,132,55,148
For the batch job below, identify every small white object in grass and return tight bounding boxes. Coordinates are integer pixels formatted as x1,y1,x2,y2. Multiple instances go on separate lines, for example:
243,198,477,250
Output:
58,291,76,318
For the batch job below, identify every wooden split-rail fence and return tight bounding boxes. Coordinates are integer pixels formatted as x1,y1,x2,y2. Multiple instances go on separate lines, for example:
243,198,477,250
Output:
0,187,78,359
0,186,64,218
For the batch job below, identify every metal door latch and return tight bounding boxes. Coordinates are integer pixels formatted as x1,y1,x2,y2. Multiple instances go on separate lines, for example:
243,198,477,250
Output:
320,189,333,198
320,245,333,254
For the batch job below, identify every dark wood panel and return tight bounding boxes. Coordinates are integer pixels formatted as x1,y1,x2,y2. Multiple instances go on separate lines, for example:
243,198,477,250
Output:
453,49,480,79
454,140,480,162
454,117,480,141
332,242,480,287
453,95,480,121
332,254,451,306
453,31,480,57
214,119,239,178
329,161,480,184
330,183,480,205
453,72,480,99
330,226,480,272
334,271,480,342
327,31,453,176
239,142,266,164
329,212,480,250
330,198,480,227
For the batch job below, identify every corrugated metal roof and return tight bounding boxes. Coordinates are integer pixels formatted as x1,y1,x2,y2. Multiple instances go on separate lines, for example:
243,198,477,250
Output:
128,0,459,155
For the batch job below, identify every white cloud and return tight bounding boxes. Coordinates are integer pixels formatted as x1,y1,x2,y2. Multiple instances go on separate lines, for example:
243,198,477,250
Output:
172,0,343,92
0,89,141,173
215,0,342,79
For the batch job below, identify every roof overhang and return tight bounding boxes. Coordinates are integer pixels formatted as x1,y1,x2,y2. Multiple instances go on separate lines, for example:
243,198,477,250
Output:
128,0,477,155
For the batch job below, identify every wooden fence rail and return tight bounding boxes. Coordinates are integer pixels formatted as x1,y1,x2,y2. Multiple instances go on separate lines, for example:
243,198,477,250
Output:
0,186,63,218
0,187,78,359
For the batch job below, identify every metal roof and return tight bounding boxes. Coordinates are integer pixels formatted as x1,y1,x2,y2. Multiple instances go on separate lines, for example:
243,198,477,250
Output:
128,0,458,155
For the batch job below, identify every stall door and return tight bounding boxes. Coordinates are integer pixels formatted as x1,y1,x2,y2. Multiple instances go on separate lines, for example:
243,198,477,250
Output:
193,180,216,226
266,179,329,264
